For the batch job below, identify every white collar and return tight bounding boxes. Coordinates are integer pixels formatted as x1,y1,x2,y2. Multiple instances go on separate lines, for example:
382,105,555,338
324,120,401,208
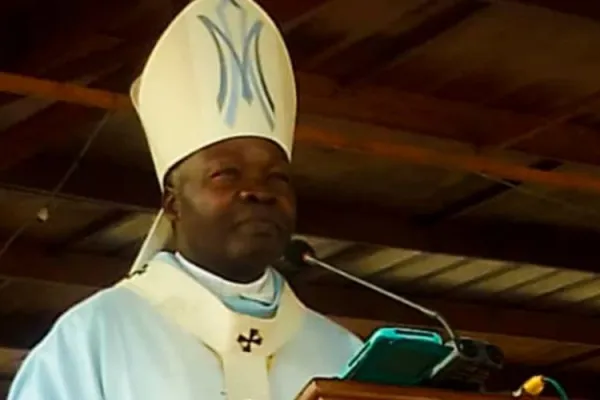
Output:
175,252,274,301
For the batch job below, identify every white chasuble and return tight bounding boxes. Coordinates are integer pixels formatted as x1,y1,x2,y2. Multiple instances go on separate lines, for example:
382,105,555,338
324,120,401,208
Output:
117,255,306,400
8,256,363,400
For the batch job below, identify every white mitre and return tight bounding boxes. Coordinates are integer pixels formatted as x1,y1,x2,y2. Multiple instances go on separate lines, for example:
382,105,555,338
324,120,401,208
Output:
129,0,297,274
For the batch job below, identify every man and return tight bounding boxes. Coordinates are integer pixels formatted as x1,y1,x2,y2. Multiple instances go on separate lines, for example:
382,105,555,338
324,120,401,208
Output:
8,0,363,399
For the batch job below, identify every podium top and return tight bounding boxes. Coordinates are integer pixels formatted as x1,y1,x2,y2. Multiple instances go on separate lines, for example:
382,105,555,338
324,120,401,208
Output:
296,379,559,400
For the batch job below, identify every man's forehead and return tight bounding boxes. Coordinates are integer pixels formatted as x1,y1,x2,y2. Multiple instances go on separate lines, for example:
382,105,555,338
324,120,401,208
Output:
195,137,289,162
173,137,289,175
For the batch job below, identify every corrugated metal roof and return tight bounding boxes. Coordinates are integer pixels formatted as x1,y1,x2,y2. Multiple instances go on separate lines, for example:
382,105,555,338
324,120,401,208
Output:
303,235,600,312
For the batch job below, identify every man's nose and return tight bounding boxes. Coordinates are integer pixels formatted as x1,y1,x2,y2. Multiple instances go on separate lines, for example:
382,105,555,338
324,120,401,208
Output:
239,188,277,205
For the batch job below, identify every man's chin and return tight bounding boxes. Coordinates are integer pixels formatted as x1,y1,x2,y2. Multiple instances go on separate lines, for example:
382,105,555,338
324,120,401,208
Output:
229,237,285,267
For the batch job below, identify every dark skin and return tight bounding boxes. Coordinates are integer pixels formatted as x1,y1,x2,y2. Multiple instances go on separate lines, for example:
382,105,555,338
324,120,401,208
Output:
163,137,296,283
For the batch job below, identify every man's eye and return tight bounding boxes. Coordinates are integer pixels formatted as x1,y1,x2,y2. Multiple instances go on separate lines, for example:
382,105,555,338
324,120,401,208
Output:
211,168,240,179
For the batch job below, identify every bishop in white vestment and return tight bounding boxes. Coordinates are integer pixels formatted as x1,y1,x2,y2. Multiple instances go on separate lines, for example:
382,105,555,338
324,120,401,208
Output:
7,0,363,399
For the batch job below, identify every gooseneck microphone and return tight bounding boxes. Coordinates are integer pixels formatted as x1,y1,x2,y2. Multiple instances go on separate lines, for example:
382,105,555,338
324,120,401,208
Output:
284,239,504,392
284,239,458,343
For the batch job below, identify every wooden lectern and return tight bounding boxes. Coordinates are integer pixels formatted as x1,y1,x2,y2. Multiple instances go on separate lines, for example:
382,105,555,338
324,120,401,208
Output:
296,379,556,400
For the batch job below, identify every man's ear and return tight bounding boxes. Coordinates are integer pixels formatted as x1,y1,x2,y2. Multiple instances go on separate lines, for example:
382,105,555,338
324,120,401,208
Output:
162,169,182,223
162,186,179,223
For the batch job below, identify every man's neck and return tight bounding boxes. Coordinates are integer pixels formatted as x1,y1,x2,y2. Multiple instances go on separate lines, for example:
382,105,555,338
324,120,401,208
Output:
174,252,273,301
175,250,267,284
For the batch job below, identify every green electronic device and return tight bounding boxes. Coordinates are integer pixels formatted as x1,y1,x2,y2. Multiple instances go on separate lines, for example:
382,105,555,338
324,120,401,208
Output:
339,327,452,386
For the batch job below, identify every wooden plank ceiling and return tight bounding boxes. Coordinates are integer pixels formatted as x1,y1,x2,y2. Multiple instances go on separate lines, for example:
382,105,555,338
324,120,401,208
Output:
3,0,600,398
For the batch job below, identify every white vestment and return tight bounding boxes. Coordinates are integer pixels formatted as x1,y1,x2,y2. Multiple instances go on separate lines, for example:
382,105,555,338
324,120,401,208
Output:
8,253,363,400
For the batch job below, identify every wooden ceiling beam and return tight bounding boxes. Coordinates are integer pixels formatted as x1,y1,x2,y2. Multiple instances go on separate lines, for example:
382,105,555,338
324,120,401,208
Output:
0,1,163,109
3,240,600,348
0,38,152,110
337,0,487,84
0,65,140,172
2,1,142,74
296,122,600,194
3,73,600,193
506,0,600,22
3,154,600,273
0,103,105,171
294,0,485,73
0,72,131,110
49,209,136,254
298,75,600,168
0,154,161,212
0,240,128,288
260,0,331,27
296,197,600,274
30,39,153,90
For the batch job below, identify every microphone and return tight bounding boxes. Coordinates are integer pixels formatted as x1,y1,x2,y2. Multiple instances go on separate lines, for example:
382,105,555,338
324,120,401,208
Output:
284,239,504,392
284,239,458,343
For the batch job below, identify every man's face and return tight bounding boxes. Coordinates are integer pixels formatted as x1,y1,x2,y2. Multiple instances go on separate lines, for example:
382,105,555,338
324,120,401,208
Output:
164,137,296,281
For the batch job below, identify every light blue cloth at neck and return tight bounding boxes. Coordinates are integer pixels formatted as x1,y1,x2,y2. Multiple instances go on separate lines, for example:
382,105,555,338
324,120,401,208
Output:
153,251,283,318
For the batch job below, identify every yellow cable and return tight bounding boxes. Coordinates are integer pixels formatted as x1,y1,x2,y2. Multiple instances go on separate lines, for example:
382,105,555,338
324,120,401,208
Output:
521,375,545,396
513,375,570,400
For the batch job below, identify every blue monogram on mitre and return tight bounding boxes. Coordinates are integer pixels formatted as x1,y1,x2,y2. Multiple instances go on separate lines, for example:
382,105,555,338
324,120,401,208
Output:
198,0,276,130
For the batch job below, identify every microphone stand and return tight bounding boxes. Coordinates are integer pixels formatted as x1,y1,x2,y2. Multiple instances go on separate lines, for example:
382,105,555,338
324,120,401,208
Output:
302,254,458,344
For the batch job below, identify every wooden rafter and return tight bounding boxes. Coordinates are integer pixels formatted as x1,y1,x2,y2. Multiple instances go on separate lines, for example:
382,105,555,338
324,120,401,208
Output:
507,0,600,22
299,76,600,168
3,72,600,193
49,210,135,253
3,1,153,74
0,72,130,110
0,67,137,172
337,0,488,84
260,0,330,26
296,124,600,194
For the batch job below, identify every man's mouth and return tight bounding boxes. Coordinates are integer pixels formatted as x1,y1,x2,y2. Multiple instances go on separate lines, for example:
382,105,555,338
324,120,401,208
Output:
236,215,280,232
